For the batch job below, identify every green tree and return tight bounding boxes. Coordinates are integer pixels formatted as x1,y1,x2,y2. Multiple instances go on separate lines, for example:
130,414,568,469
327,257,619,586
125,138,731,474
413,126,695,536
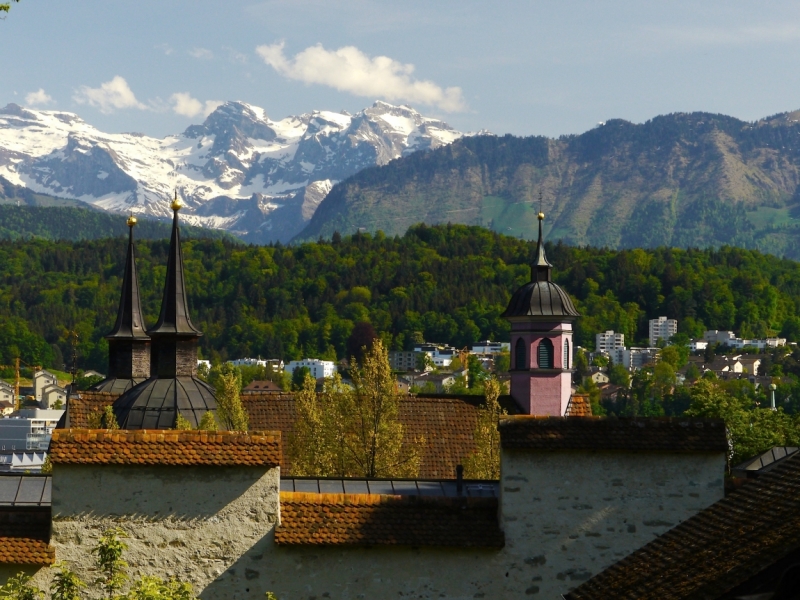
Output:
467,354,487,389
291,366,312,390
92,528,129,599
0,572,42,600
463,377,506,479
125,576,196,600
198,412,218,431
50,563,85,600
685,362,701,381
494,351,510,373
175,414,193,430
215,365,248,431
289,340,422,478
660,345,688,369
608,364,630,387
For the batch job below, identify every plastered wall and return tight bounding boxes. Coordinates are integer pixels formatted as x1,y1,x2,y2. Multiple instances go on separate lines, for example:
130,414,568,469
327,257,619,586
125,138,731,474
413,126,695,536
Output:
29,449,725,599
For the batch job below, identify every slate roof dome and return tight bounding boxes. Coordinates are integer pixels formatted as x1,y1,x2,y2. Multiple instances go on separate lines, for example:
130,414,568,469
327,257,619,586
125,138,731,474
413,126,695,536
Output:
501,213,580,320
112,195,221,430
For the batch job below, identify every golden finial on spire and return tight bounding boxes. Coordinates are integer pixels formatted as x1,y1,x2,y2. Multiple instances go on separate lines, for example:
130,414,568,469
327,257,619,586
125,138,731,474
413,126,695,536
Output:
538,212,545,221
126,214,137,227
170,190,183,212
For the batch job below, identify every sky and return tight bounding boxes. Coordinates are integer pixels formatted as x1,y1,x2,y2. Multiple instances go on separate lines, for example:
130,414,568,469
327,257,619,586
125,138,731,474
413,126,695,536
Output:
4,1,800,139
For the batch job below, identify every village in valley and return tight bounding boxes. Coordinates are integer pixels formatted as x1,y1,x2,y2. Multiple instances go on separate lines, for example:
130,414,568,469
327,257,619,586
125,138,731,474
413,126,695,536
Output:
4,2,800,599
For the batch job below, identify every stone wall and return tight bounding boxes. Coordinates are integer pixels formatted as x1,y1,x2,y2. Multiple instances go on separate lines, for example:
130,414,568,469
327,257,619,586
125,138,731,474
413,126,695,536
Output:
499,449,726,597
24,447,725,599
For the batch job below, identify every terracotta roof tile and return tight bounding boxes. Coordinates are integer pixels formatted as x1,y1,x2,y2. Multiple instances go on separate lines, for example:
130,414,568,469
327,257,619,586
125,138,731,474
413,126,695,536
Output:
0,509,54,565
565,451,800,600
499,416,727,452
49,429,281,467
275,491,504,547
564,394,592,417
68,391,520,477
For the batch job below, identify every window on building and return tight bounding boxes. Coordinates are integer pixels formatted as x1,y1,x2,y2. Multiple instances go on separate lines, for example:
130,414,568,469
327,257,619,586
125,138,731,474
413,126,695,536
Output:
515,338,526,370
564,339,570,369
538,339,554,369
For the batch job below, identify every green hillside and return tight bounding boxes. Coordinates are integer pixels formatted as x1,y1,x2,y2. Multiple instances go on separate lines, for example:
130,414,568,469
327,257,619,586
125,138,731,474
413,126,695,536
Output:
0,177,237,242
2,224,800,376
297,112,800,258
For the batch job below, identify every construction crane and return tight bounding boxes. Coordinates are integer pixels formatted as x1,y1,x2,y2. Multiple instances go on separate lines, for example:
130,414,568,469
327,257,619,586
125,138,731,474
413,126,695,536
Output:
0,358,43,410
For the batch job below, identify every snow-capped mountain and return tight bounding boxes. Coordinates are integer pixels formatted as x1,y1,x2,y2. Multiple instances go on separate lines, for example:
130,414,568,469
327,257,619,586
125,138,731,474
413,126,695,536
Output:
0,101,477,242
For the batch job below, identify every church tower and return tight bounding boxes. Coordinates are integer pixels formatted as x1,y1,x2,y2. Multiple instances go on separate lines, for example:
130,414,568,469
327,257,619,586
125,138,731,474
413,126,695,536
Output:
91,216,150,394
501,212,579,415
112,194,218,429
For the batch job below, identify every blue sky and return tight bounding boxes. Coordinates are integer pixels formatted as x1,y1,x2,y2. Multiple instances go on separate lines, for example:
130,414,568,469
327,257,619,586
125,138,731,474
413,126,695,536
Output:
4,1,800,138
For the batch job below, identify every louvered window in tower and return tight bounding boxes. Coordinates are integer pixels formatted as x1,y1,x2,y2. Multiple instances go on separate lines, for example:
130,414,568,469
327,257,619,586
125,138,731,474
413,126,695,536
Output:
515,338,527,370
538,339,554,369
563,339,570,369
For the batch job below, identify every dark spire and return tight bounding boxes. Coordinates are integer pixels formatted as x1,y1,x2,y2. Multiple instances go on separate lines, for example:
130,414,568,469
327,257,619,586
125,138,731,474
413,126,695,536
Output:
107,216,149,340
531,212,553,283
147,193,201,336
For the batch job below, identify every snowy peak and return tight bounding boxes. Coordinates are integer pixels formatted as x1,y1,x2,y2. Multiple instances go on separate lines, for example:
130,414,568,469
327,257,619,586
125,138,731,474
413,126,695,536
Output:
0,100,482,243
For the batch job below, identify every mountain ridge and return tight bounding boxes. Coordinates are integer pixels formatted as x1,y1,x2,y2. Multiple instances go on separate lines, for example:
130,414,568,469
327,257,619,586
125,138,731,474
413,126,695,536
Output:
0,100,477,243
296,110,800,259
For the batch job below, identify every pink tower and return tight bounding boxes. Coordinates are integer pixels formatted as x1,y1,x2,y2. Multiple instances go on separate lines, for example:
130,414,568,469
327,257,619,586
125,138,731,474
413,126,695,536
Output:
501,212,580,415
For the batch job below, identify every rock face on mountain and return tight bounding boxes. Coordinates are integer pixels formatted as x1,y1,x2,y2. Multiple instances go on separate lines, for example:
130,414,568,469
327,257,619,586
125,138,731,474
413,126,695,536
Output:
297,111,800,259
0,101,471,243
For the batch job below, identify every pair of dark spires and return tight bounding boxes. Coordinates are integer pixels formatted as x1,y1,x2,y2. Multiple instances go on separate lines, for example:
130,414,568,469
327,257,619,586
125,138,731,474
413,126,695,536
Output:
100,194,201,388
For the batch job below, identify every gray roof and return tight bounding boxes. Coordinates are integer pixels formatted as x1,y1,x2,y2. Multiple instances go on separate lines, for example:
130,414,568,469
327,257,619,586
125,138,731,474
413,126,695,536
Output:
90,377,147,395
107,225,149,340
280,477,498,498
147,208,201,337
502,214,579,319
113,376,217,429
0,475,50,507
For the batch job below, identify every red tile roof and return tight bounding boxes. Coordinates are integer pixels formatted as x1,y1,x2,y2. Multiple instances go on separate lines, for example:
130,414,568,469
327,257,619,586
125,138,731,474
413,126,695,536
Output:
243,381,282,392
0,509,54,565
565,451,800,600
564,394,592,416
499,416,728,452
275,491,504,547
67,391,519,477
49,429,281,467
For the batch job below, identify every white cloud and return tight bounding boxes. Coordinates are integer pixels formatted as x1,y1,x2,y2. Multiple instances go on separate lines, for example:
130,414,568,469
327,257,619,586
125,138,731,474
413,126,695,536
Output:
189,47,214,60
256,42,467,112
155,43,173,56
169,93,223,118
25,88,54,107
73,76,147,114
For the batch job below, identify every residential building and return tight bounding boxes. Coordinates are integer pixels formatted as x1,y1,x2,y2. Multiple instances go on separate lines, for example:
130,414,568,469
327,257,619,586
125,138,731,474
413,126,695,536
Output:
0,409,64,452
41,385,66,409
229,358,284,371
613,347,659,369
242,380,282,392
649,316,678,346
590,371,610,384
413,344,458,368
596,330,625,353
703,330,786,350
285,359,336,379
0,401,14,416
0,382,13,406
388,351,422,372
690,339,708,352
33,370,57,401
412,372,455,393
470,340,510,354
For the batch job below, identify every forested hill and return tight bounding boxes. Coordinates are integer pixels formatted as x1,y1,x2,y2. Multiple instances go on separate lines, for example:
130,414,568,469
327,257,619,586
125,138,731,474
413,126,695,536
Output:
298,110,800,259
0,205,237,242
4,224,800,373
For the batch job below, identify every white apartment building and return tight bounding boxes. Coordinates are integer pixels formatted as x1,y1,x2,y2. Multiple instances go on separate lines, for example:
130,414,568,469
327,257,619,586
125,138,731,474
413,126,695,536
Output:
703,330,787,350
649,317,678,347
285,359,337,380
690,339,709,353
33,370,58,401
229,358,285,371
470,341,511,354
612,347,660,370
0,409,64,452
596,330,625,353
413,344,458,368
388,351,423,372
